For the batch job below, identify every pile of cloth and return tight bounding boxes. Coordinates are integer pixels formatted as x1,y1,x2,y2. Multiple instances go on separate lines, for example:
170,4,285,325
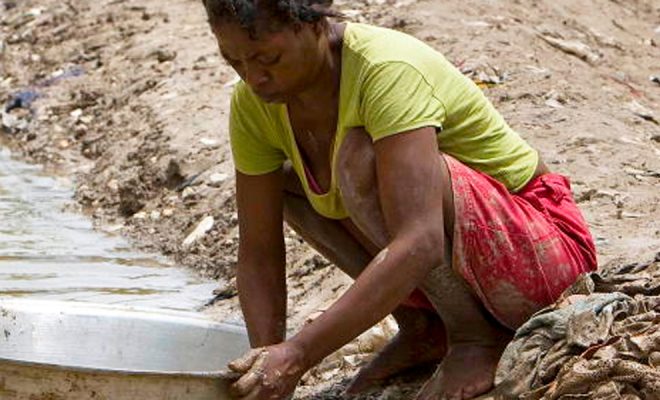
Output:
482,252,660,400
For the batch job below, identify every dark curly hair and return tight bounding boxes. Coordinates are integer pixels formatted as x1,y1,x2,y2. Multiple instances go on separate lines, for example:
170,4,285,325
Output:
201,0,339,35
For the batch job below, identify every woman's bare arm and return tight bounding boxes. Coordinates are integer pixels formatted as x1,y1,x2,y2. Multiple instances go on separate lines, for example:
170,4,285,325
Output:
289,126,447,367
235,169,287,347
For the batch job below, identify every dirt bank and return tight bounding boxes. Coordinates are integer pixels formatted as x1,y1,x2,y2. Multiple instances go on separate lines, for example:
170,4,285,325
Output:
1,0,658,398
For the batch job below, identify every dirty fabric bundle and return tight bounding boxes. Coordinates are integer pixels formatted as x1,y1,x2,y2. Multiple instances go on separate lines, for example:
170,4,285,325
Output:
486,253,660,400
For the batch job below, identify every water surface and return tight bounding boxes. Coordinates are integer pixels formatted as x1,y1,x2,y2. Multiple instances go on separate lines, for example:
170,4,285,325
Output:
0,147,216,310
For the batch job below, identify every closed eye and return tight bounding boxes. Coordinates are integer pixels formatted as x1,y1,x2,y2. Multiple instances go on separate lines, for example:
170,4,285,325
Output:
258,54,281,66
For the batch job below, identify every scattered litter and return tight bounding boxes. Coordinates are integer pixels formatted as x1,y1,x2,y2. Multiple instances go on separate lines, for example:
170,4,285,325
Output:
199,137,219,147
525,65,552,78
538,33,602,65
175,171,203,192
586,27,623,50
620,211,644,219
627,100,658,124
457,58,508,86
624,166,660,179
4,89,39,112
182,216,214,247
462,20,492,28
3,66,84,115
40,66,84,87
544,90,566,109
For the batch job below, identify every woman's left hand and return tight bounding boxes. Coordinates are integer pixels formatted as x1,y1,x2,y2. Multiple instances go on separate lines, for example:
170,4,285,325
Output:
228,341,308,399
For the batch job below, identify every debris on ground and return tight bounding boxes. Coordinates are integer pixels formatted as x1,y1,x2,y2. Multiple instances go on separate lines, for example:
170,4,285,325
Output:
482,253,660,400
538,32,602,65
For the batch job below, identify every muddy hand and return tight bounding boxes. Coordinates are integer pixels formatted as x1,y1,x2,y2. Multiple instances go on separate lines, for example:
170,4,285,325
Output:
229,348,265,374
228,342,307,400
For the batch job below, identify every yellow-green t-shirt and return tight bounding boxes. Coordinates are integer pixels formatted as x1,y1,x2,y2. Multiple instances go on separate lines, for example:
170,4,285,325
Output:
229,22,539,220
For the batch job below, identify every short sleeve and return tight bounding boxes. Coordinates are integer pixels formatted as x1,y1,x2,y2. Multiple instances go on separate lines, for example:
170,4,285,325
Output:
361,62,446,141
229,84,287,175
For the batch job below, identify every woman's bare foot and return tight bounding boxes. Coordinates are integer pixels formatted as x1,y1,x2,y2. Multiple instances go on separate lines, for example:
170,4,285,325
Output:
414,337,510,400
346,309,447,394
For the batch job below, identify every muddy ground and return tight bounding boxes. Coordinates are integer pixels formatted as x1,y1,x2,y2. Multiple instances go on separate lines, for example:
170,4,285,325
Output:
1,0,659,398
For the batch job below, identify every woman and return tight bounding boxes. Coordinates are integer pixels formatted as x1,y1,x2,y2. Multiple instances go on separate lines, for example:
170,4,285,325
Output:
200,1,597,399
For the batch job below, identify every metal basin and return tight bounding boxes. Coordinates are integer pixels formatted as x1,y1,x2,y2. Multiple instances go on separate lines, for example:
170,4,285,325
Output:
0,299,249,399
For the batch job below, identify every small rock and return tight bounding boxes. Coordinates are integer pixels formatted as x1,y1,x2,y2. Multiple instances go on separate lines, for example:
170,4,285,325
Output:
133,211,147,220
183,216,215,247
149,210,161,221
208,172,229,187
1,111,28,132
162,208,174,217
182,186,198,199
107,179,119,193
70,108,83,121
153,49,177,63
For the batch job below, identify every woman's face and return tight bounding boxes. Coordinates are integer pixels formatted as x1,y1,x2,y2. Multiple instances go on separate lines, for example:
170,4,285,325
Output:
213,21,324,103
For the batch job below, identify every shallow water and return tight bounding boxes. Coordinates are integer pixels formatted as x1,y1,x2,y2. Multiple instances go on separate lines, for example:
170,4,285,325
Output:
0,147,217,311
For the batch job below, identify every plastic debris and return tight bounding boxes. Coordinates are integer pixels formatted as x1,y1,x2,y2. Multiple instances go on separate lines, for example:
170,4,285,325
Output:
5,89,39,112
457,58,508,86
538,33,602,65
182,216,214,247
627,100,658,124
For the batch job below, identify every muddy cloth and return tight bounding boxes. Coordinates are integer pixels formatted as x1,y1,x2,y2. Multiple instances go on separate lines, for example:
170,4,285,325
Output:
483,253,660,400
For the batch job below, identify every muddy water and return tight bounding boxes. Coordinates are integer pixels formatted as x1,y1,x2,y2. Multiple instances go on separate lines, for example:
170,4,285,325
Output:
0,147,217,311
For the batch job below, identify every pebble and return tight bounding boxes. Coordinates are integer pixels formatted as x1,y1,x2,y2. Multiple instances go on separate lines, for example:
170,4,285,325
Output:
107,179,119,193
70,108,83,121
208,172,229,187
182,186,197,199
